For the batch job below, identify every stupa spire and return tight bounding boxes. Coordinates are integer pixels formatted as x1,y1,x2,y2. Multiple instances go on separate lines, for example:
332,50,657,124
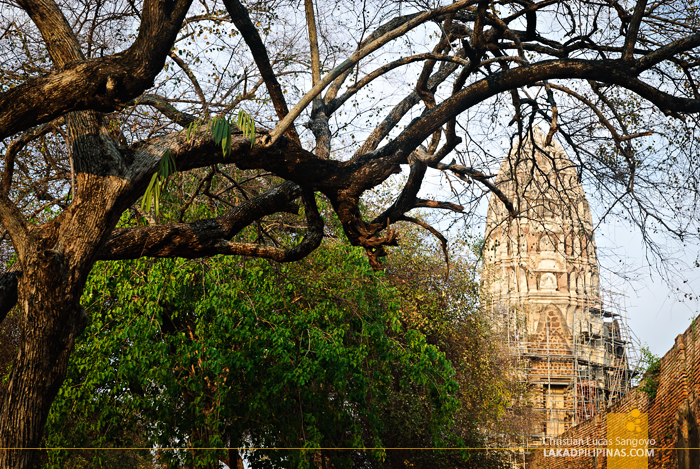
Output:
484,128,632,445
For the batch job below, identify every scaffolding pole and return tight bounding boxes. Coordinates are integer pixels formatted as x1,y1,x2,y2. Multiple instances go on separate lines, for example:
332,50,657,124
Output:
491,287,640,467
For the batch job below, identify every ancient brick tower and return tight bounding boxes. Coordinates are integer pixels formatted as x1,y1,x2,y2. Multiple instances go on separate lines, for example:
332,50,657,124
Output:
484,128,634,446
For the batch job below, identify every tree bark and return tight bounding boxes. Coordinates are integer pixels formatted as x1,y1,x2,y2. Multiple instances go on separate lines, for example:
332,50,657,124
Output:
0,0,194,140
0,107,134,466
0,259,87,468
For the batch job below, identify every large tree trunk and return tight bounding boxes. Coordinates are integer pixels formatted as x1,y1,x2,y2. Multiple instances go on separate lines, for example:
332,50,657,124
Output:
0,0,194,456
0,206,125,467
0,109,136,466
0,260,87,467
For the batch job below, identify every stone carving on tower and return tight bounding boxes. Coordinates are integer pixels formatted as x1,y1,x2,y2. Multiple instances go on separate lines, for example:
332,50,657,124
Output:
484,128,634,446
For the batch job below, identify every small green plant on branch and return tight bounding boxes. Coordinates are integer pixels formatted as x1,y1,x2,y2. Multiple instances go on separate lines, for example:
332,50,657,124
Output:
210,109,256,156
140,149,175,217
141,110,256,216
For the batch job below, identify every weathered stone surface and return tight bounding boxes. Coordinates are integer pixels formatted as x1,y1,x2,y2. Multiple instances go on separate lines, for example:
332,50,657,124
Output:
485,128,631,445
485,127,600,312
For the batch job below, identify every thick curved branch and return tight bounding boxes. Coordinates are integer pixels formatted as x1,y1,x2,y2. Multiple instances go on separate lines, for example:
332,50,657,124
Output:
365,58,700,181
138,57,700,219
0,0,194,140
99,182,302,259
0,187,320,320
148,58,700,224
130,128,341,196
100,185,323,262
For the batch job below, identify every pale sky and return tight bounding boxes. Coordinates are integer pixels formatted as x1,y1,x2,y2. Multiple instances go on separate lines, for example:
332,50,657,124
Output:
596,220,700,359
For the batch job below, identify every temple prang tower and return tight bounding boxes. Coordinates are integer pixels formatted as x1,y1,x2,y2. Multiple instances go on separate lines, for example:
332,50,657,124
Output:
484,128,636,446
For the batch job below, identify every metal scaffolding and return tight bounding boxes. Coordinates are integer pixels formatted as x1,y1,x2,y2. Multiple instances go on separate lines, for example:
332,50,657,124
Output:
491,287,640,451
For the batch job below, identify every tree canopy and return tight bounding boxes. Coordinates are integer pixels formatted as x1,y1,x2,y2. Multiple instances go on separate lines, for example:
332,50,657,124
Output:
40,222,514,468
2,0,700,466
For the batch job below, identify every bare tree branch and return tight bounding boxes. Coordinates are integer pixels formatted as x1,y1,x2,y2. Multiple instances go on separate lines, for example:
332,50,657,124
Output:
623,0,648,62
0,0,194,140
223,0,300,143
269,0,478,143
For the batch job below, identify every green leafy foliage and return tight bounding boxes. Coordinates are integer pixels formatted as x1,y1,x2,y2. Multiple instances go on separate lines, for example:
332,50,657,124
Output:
236,109,256,148
210,109,256,157
185,118,201,144
142,110,255,218
40,189,513,468
375,229,518,468
140,149,176,217
638,346,661,400
209,115,232,156
44,237,499,468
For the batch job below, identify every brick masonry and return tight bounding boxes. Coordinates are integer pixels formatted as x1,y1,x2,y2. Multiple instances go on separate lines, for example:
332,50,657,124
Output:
528,321,700,469
485,128,633,446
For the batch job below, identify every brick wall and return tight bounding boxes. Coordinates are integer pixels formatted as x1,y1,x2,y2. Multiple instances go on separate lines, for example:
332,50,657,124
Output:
528,321,700,469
